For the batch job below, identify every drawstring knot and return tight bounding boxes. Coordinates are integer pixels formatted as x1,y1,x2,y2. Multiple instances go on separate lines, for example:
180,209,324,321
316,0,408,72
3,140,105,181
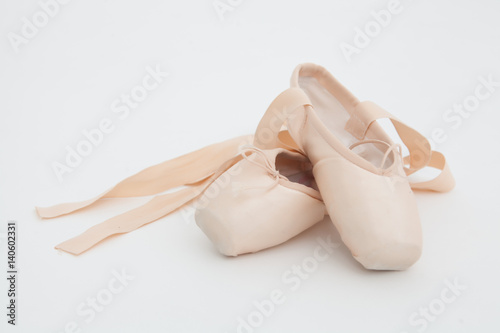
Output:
231,145,286,194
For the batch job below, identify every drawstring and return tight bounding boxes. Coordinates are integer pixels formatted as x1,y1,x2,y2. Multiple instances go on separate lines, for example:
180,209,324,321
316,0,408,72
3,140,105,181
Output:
234,145,287,193
349,139,403,172
379,142,402,170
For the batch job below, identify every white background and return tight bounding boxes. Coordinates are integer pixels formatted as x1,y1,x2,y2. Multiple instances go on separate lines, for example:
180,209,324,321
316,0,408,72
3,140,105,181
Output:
1,0,500,332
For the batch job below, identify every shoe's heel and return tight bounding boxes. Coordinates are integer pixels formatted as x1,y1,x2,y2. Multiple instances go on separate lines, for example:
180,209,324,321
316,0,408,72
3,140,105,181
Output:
312,155,422,270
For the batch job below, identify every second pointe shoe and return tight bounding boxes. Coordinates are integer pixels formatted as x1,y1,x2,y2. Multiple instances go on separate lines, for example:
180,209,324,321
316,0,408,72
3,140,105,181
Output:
255,63,455,270
195,145,325,256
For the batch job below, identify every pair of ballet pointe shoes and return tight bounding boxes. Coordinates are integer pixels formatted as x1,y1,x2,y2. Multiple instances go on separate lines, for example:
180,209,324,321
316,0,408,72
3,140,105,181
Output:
37,63,454,271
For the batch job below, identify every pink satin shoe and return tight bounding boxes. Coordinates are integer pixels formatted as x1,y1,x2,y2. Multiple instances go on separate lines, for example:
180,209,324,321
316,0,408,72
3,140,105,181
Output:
195,145,325,256
254,63,455,270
